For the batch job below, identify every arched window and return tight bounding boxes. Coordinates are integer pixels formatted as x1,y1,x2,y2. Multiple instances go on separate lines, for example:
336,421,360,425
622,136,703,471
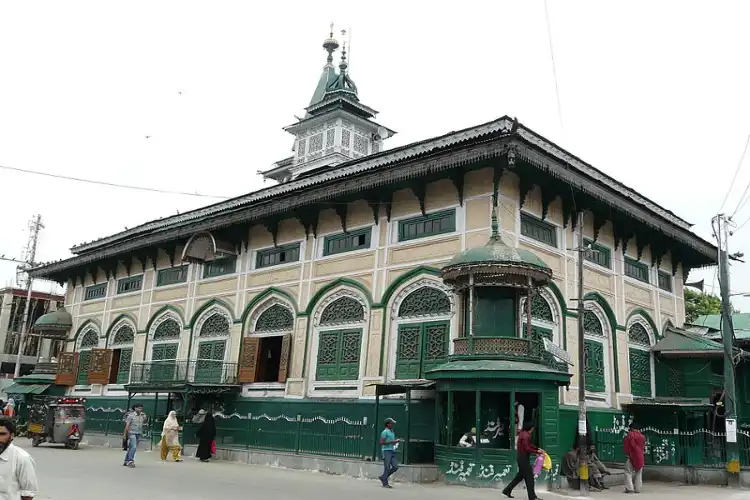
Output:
110,323,135,385
149,314,183,383
582,310,606,395
393,285,452,380
628,321,654,398
194,308,231,383
314,293,366,382
520,289,559,346
76,327,99,385
239,301,295,384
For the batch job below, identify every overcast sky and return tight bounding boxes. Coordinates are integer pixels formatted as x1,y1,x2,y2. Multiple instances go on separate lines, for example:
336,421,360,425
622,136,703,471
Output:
1,1,749,312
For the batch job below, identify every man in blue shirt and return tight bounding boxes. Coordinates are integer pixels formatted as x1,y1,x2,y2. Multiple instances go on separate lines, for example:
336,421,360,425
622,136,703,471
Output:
379,418,401,488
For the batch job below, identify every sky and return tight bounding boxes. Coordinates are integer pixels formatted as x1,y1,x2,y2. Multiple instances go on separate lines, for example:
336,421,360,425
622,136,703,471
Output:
1,1,749,312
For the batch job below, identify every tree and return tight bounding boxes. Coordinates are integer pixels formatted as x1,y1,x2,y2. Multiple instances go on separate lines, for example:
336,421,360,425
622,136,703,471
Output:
684,288,723,323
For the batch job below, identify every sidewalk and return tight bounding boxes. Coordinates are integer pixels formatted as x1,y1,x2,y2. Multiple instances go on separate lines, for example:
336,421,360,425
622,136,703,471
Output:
545,483,750,500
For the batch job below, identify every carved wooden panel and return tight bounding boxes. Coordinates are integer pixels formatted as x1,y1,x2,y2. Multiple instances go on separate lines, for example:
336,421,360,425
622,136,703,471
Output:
88,348,113,385
238,337,260,383
55,352,78,386
278,334,292,383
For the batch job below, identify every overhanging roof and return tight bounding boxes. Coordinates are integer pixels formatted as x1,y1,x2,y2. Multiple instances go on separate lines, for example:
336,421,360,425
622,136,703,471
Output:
625,397,713,411
5,384,50,395
651,326,723,356
29,117,717,280
425,359,571,383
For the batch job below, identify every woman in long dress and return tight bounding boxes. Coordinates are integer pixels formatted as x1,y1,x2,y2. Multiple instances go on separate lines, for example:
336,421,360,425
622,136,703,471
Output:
160,411,183,462
195,412,216,462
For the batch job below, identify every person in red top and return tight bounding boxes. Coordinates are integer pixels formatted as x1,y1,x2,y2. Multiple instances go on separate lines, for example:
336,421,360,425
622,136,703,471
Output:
623,422,646,493
502,422,545,500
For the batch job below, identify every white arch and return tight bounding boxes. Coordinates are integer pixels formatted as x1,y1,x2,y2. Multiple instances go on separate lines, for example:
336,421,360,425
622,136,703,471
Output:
247,297,296,336
387,278,455,382
108,318,137,347
626,314,656,398
519,287,562,346
194,304,233,338
148,310,184,341
308,287,370,397
582,302,613,406
77,325,101,350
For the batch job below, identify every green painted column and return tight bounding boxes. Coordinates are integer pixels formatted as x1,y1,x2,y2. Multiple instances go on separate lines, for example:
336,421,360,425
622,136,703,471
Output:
447,391,454,446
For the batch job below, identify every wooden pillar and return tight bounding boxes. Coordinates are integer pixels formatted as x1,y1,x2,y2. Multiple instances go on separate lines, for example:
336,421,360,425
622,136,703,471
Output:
434,391,442,446
405,388,412,465
526,284,534,340
447,391,454,446
468,276,475,353
475,390,481,452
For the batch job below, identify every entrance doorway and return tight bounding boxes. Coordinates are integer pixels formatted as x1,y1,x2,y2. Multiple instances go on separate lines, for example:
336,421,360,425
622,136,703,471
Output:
256,336,283,382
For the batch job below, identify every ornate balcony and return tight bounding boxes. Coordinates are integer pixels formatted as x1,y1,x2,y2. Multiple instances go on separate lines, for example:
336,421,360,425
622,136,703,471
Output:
451,336,568,372
128,360,239,389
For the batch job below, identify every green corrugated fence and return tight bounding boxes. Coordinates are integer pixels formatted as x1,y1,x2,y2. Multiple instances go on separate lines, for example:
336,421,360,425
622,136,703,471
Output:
594,427,750,469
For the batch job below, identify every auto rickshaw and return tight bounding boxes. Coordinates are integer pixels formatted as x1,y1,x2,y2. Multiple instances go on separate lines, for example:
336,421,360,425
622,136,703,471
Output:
27,397,86,449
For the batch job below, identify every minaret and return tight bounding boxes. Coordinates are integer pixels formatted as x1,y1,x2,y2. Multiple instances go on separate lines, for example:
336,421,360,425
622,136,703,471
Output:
262,27,396,183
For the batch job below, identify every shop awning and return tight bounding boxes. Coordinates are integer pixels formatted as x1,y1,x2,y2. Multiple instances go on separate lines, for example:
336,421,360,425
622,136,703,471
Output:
625,397,713,411
5,384,50,395
425,359,571,383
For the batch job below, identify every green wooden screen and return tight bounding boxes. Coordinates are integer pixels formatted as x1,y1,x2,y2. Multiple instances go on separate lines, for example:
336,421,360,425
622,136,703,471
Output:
473,288,516,337
196,340,226,383
151,343,178,382
395,321,449,379
76,351,92,385
116,348,133,384
316,329,362,381
629,349,652,397
584,339,606,392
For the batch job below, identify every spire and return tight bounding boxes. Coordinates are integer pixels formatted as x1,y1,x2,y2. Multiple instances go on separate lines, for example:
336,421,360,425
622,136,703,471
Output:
309,25,340,107
490,204,500,240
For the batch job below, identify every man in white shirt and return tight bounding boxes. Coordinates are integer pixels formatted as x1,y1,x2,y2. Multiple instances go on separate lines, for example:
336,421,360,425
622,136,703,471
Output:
0,416,38,499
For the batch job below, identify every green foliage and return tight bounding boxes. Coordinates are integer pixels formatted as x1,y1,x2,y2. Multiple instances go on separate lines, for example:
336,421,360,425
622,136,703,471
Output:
684,288,723,323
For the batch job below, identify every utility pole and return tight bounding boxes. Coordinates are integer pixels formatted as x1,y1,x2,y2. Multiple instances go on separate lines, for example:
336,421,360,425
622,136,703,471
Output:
572,211,590,495
714,214,740,482
13,214,44,379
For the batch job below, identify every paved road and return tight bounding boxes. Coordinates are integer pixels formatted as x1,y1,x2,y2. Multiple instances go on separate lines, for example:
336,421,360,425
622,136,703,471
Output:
19,441,748,500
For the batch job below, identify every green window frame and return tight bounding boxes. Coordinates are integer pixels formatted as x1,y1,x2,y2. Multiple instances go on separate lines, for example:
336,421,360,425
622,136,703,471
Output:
115,348,133,384
398,209,456,242
157,265,189,287
624,257,649,284
84,283,107,301
203,256,236,279
584,339,606,392
256,244,301,269
520,213,557,248
315,329,362,381
583,238,611,269
658,271,672,292
629,348,652,397
323,227,372,256
117,275,143,295
76,350,92,385
395,321,449,379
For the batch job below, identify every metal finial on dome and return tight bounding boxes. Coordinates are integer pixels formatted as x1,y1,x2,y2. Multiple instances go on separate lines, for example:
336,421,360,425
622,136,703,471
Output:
339,39,348,72
323,23,340,64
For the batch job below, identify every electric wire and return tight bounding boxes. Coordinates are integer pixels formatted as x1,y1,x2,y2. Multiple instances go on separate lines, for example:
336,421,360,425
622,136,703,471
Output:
543,0,565,135
0,164,231,199
718,132,750,214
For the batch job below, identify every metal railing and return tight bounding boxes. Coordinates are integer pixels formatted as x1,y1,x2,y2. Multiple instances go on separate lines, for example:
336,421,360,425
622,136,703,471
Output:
129,360,239,385
452,336,568,371
595,427,750,468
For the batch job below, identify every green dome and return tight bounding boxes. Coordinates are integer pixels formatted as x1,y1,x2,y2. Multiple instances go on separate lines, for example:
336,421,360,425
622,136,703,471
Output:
33,309,72,331
442,210,553,290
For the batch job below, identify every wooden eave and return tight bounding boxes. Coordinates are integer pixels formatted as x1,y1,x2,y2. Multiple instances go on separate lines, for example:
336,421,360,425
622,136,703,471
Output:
30,117,717,283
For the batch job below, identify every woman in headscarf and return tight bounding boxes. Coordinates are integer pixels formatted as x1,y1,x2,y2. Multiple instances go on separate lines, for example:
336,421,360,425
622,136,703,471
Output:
160,411,183,462
195,412,216,462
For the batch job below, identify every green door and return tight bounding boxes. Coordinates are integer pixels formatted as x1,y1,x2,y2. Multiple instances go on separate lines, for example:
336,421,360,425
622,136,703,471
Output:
629,348,652,397
76,351,92,385
195,340,226,383
395,321,449,379
150,343,178,383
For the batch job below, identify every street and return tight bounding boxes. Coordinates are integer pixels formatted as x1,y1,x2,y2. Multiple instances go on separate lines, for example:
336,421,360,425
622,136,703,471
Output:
20,442,750,500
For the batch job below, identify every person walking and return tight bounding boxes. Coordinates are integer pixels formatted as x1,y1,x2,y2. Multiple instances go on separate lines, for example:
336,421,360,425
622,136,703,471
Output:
160,411,183,462
502,422,545,500
379,418,402,488
123,404,147,468
195,411,216,462
0,415,39,499
623,423,646,493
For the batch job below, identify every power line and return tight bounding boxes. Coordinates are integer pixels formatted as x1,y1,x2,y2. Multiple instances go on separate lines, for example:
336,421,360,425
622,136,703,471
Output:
0,164,230,199
543,0,564,135
718,132,750,214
